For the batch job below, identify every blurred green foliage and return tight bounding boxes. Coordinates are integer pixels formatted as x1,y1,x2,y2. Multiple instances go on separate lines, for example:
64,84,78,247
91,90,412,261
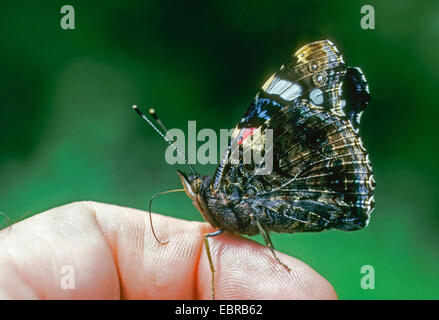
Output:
0,0,438,299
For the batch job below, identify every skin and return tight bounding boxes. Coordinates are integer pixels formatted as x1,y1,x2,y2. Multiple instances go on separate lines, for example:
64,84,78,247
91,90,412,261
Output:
0,201,337,299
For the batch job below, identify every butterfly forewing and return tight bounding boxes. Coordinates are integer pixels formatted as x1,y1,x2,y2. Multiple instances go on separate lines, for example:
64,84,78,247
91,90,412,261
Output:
211,39,375,234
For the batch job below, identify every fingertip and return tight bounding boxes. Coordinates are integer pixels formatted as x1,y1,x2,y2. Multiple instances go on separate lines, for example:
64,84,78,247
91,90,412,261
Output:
90,203,336,300
196,232,337,300
1,201,337,300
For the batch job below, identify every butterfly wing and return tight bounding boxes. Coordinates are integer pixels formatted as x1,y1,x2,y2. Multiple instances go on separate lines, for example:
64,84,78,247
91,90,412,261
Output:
210,40,375,233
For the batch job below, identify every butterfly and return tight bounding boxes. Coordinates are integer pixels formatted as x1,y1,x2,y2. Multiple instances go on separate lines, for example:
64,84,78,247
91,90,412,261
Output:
134,39,375,299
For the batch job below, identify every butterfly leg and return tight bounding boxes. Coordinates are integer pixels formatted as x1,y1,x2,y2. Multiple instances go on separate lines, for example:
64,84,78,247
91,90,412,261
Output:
203,229,224,300
254,217,291,272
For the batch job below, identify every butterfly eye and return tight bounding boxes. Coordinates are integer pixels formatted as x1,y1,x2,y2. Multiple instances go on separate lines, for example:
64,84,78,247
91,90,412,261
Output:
192,178,203,193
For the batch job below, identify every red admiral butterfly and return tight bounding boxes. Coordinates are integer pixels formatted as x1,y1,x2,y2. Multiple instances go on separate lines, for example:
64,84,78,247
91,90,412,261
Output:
134,39,375,299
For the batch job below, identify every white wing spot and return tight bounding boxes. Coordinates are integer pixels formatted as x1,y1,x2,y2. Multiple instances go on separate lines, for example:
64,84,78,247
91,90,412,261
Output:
280,83,302,101
310,88,324,105
265,78,293,95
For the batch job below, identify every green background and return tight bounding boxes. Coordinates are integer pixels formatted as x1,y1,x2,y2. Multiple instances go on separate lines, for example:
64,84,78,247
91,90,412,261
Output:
1,0,438,299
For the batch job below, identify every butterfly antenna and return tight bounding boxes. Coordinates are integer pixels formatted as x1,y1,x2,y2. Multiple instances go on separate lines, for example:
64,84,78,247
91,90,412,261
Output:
132,105,197,176
148,188,185,245
148,108,167,132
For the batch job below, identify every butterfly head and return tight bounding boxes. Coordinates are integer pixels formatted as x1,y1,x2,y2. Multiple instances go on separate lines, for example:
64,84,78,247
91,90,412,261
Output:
177,170,203,198
177,170,221,227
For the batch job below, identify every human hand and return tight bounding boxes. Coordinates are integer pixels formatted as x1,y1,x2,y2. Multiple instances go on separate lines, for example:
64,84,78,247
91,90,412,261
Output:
0,201,337,299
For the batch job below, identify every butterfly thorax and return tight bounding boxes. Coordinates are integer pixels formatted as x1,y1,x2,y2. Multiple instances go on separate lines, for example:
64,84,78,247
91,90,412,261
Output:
177,170,259,235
